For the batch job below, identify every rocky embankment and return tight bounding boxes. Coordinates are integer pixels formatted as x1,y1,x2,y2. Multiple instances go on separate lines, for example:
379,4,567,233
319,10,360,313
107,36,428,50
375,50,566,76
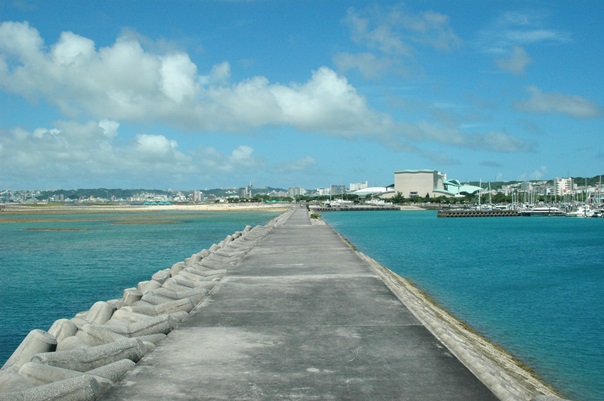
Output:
0,209,295,400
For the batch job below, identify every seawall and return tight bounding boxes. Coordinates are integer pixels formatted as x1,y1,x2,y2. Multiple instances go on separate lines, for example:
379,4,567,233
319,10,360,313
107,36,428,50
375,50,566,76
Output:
0,207,571,401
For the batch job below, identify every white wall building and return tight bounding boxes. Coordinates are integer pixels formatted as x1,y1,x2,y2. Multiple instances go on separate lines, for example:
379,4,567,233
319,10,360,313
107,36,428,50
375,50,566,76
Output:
349,181,368,191
394,170,446,198
554,178,573,196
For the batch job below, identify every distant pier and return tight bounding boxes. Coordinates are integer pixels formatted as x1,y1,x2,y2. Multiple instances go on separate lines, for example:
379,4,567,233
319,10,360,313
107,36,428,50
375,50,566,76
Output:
437,209,520,218
311,205,400,212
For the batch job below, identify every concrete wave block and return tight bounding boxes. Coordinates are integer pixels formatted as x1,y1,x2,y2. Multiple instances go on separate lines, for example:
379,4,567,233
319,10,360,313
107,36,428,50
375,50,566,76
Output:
151,269,171,284
109,309,155,325
0,366,34,393
198,249,211,258
215,248,246,258
136,333,166,345
0,374,112,401
18,362,82,386
177,269,209,282
169,311,190,322
102,315,179,338
172,275,198,289
139,292,176,306
1,330,57,371
171,261,188,274
106,299,124,311
121,304,158,317
127,315,179,337
185,266,227,277
87,358,135,383
84,301,115,324
178,287,209,305
56,335,89,352
209,243,221,252
531,396,573,401
183,256,199,267
78,324,127,346
48,319,78,344
162,277,194,292
70,316,90,330
137,280,161,294
153,298,195,315
199,259,226,270
31,338,146,372
122,288,142,306
18,358,135,387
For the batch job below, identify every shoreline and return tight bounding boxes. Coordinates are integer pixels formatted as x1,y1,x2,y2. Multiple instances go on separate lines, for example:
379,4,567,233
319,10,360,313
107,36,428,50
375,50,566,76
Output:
0,203,293,214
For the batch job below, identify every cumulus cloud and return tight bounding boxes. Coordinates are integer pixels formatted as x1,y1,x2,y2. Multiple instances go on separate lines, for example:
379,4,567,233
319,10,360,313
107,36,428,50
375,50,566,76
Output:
516,86,602,118
0,22,389,136
496,46,532,75
0,20,532,174
336,4,461,78
0,120,266,188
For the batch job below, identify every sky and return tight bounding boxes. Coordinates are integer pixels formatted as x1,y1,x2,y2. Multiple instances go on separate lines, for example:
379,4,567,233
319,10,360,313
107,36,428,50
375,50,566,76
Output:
0,0,602,190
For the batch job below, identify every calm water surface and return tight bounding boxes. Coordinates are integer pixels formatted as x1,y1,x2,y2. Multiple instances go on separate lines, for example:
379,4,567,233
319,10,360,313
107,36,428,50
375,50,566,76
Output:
0,210,279,365
321,210,603,401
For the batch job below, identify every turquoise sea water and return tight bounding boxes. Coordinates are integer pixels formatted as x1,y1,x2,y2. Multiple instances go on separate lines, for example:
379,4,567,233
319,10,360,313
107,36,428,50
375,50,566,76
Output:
0,210,280,366
321,210,604,401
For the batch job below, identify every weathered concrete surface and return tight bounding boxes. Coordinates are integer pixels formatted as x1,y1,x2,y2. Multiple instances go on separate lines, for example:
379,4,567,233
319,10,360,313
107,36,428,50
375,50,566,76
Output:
102,207,500,401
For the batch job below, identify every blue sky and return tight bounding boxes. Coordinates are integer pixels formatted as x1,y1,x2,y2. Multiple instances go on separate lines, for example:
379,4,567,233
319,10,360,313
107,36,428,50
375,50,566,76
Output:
0,0,602,190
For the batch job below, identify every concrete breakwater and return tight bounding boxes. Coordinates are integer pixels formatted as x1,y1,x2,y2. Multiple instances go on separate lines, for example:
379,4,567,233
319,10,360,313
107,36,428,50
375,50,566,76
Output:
0,209,296,400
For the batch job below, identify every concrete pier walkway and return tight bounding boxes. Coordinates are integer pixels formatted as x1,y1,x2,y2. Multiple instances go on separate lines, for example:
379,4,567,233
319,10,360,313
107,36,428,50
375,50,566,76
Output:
102,207,499,400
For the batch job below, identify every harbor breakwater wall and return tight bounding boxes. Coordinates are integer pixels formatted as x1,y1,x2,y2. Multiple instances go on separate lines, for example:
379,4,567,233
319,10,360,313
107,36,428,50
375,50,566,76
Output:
0,209,296,401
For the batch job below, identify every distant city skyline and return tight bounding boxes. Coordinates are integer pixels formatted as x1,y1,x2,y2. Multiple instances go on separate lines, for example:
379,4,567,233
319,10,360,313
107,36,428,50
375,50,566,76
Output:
0,1,602,190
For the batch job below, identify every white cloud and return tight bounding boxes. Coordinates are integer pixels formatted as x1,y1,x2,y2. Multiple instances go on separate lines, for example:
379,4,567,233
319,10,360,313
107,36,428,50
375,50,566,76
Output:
160,53,198,103
478,10,571,74
338,5,461,78
481,11,572,53
0,20,533,176
0,22,392,137
496,46,532,75
0,120,264,188
333,52,405,79
343,5,461,55
516,86,602,118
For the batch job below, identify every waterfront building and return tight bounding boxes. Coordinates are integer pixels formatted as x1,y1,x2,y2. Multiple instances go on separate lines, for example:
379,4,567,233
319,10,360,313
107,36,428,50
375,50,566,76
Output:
238,187,249,199
350,186,392,197
394,170,483,198
554,177,573,197
193,190,204,203
349,181,368,191
287,187,306,197
330,184,346,196
394,170,446,198
435,179,482,197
